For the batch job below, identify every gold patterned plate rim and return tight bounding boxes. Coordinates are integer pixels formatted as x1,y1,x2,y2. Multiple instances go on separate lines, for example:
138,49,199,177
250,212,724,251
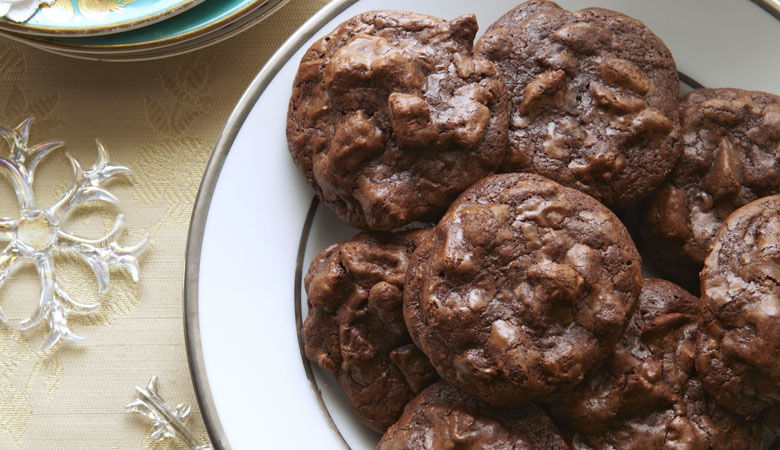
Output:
10,0,288,62
0,0,278,52
0,0,207,37
35,0,285,56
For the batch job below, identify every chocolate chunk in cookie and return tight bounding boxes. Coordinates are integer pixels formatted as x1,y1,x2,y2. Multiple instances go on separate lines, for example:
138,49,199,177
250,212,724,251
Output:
377,382,569,450
475,0,680,209
404,173,642,406
549,278,763,449
697,195,780,420
641,88,780,293
288,11,509,230
302,230,438,432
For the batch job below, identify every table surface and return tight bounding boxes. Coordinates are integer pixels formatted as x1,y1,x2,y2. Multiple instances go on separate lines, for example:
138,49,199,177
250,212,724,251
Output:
0,0,328,448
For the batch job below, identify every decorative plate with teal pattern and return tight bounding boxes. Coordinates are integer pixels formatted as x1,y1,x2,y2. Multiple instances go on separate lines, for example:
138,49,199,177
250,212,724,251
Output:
39,0,262,48
0,0,206,37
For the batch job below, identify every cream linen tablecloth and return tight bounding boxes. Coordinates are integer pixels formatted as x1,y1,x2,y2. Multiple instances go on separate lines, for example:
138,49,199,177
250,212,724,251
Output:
0,0,329,448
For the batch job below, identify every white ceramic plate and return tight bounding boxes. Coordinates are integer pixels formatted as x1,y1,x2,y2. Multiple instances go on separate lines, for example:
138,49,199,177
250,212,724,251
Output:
185,1,780,448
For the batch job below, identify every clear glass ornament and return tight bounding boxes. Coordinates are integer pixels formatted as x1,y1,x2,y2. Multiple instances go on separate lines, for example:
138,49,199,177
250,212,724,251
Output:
0,118,148,350
127,376,213,450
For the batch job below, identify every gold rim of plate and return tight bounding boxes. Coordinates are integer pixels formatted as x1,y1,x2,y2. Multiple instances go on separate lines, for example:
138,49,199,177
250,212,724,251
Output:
0,0,278,52
0,0,288,61
0,0,207,37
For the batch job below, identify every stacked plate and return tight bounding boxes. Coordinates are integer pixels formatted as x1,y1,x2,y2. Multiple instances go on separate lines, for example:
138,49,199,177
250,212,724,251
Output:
0,0,289,61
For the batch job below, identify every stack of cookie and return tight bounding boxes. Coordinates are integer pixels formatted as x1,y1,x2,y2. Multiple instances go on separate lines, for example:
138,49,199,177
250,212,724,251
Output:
287,1,780,448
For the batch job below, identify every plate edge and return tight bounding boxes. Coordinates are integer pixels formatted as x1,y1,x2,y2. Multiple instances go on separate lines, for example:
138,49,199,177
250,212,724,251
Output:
2,0,279,53
0,0,206,37
183,0,359,449
752,0,780,21
14,0,292,62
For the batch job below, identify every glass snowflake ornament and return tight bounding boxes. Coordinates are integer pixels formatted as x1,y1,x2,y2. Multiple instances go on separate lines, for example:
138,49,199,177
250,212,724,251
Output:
127,376,213,450
0,118,148,350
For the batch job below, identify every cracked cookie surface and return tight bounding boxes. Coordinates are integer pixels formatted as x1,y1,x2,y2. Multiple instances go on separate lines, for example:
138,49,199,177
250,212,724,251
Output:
288,10,508,230
302,230,438,432
404,173,642,406
549,278,762,449
475,0,679,209
697,195,780,420
642,88,780,293
376,382,569,450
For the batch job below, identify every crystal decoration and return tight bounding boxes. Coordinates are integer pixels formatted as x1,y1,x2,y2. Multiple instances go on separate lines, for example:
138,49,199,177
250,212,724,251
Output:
0,118,148,350
127,376,213,450
0,0,54,22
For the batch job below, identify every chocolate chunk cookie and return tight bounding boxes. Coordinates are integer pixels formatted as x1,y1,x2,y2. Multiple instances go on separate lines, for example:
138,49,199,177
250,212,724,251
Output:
287,11,509,231
404,173,642,406
302,230,438,432
641,88,780,293
476,0,680,209
697,195,780,420
377,382,569,450
549,278,763,449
